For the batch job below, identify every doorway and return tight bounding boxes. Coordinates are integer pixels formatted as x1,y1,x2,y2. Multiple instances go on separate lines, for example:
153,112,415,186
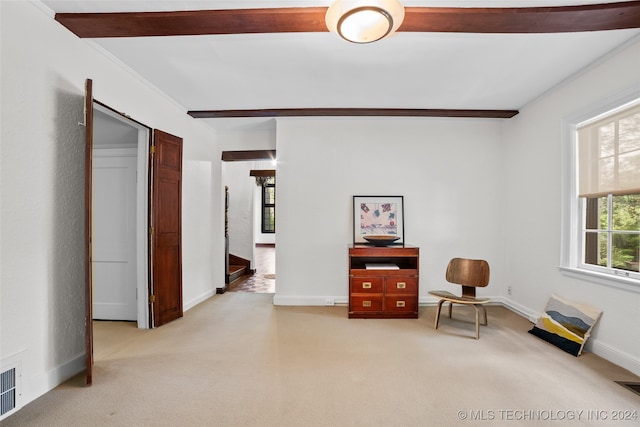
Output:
222,154,276,293
84,81,184,385
92,103,150,328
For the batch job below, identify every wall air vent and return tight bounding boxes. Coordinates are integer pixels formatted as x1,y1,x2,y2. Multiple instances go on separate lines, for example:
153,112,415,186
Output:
0,368,16,417
0,352,23,421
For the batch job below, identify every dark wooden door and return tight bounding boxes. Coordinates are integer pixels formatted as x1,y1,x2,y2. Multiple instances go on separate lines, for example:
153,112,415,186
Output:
150,130,183,327
84,79,94,386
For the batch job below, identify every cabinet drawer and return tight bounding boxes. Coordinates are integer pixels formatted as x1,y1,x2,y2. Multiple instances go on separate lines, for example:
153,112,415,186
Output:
384,295,418,313
386,277,418,295
350,295,383,312
351,277,383,293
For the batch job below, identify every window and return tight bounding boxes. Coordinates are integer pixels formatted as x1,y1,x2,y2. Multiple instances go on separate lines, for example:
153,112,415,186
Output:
581,194,639,277
564,99,640,286
261,177,275,233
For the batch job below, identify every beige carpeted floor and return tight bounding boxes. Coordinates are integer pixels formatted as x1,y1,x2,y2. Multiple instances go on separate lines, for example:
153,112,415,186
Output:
3,293,640,427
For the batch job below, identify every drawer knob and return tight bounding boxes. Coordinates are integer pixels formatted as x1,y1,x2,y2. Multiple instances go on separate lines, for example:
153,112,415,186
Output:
396,301,406,308
362,301,372,307
396,282,406,289
362,282,372,289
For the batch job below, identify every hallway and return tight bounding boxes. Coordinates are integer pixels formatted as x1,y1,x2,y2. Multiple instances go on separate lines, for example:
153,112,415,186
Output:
227,245,275,293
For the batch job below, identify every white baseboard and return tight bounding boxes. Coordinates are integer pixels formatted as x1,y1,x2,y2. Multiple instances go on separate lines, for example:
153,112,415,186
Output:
588,338,640,377
275,294,537,314
420,295,540,322
26,353,85,409
493,296,540,323
183,289,216,312
272,295,331,306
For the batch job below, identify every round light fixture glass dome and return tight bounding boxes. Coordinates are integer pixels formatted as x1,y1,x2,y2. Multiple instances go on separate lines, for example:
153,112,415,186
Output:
326,0,405,44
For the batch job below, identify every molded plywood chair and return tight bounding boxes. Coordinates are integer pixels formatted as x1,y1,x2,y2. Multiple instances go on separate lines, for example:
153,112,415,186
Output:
428,258,490,339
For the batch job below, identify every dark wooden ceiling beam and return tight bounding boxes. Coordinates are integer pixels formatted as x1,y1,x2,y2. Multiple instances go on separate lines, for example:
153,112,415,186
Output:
222,150,276,162
189,108,519,119
249,169,276,177
55,2,640,38
401,3,640,34
55,8,327,38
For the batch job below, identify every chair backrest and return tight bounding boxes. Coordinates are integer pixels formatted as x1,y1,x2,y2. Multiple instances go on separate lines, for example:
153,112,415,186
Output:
445,258,490,297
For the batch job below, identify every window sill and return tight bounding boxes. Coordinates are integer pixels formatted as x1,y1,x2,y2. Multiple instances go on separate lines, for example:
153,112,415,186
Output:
558,266,640,293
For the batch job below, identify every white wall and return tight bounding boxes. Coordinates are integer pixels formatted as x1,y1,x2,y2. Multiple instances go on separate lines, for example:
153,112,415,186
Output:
0,1,223,410
274,117,505,304
217,126,276,152
224,161,257,263
501,36,640,374
183,160,218,309
272,37,640,376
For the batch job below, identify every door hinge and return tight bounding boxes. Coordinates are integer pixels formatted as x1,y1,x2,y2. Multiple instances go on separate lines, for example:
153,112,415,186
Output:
149,226,153,235
149,294,155,304
150,145,156,155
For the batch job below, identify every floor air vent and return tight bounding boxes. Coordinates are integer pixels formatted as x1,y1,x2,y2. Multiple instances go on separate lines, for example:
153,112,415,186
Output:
1,368,16,416
616,381,640,397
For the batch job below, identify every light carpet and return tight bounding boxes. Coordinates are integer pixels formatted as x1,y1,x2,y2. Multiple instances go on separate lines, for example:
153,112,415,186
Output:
3,293,639,427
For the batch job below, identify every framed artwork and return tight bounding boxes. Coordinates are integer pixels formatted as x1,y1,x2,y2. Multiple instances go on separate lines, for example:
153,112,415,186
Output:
353,195,404,245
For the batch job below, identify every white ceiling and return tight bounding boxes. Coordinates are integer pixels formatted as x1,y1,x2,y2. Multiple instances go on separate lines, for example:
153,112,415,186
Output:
40,1,640,131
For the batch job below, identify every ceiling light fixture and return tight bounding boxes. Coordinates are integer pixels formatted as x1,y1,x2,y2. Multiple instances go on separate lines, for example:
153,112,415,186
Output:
326,0,405,44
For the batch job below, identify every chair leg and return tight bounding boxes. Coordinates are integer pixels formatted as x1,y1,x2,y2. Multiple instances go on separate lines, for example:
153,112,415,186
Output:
434,299,446,330
474,305,480,339
480,305,488,326
448,301,453,318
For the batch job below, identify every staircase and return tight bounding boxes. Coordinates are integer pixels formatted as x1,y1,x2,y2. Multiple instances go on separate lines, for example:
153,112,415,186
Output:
226,254,252,284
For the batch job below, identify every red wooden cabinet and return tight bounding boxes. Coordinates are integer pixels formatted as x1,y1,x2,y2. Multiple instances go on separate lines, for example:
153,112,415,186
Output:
348,245,419,319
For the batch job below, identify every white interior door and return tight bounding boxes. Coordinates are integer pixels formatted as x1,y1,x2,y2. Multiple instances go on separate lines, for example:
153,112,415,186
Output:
92,151,137,321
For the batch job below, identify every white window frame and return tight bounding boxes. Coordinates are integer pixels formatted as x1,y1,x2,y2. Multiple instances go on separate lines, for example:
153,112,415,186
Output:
578,195,640,279
560,89,640,293
261,177,276,234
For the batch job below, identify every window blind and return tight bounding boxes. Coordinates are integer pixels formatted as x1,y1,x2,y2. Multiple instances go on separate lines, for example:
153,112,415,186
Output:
578,102,640,197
